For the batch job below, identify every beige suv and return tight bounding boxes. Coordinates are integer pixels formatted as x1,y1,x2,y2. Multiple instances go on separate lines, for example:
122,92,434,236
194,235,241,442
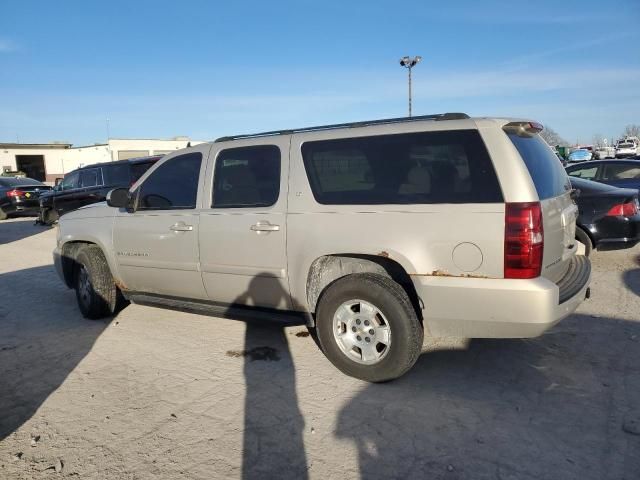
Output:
54,113,591,382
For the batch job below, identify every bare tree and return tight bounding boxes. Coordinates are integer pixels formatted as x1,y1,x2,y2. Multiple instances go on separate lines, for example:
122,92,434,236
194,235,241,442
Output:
540,126,567,146
592,134,605,147
623,124,640,139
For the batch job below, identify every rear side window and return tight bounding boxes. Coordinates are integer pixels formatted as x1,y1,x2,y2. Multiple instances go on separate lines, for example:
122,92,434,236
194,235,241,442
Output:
567,166,598,180
102,163,130,186
130,161,157,184
137,153,202,210
301,130,502,204
79,168,100,188
212,145,280,208
507,133,571,200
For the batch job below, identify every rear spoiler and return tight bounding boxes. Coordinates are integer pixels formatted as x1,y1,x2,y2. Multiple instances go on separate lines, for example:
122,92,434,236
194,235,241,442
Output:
503,121,544,137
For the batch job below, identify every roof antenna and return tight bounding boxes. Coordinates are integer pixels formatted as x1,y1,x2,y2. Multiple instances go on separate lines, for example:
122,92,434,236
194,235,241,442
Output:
186,141,191,148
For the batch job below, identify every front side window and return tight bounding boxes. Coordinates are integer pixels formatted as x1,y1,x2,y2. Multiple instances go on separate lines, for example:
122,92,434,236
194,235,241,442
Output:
79,168,100,188
212,145,280,208
302,130,502,205
567,166,598,180
60,171,80,190
601,163,640,180
137,153,202,210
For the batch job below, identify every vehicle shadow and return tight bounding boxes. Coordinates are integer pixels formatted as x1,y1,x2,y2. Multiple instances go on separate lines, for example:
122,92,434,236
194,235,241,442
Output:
335,314,640,479
0,218,50,245
622,254,640,297
227,277,309,480
0,265,109,440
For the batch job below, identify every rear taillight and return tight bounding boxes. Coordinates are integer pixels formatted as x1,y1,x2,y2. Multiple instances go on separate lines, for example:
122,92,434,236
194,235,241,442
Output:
606,201,638,217
6,189,24,198
505,202,544,279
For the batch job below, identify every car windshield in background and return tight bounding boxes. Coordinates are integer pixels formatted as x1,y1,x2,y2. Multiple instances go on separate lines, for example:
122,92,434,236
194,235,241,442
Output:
0,177,44,187
506,132,571,200
619,143,634,148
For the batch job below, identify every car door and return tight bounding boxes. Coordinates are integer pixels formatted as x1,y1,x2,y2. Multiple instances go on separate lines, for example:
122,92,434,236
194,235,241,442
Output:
199,139,291,309
112,147,209,299
54,170,81,215
77,167,104,207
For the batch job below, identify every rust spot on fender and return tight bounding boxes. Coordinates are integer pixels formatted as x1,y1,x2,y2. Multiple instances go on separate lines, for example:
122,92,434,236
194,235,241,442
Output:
411,270,490,279
114,278,128,291
378,251,390,258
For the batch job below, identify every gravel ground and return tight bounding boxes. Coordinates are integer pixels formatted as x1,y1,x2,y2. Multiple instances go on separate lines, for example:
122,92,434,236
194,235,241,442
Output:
1,217,639,479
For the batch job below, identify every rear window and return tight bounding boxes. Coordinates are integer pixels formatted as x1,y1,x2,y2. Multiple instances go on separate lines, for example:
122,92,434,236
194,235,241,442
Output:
301,130,503,205
507,133,571,200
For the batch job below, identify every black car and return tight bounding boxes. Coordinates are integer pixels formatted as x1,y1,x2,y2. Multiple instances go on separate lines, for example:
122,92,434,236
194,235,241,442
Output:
39,156,161,224
571,177,640,255
0,177,52,220
566,159,640,191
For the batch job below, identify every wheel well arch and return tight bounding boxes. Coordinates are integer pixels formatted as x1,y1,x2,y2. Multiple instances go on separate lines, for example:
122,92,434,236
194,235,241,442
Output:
60,240,96,288
306,254,422,321
575,224,595,248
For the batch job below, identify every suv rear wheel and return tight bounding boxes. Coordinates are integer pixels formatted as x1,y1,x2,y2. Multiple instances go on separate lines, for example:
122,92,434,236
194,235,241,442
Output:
74,245,118,319
316,273,423,382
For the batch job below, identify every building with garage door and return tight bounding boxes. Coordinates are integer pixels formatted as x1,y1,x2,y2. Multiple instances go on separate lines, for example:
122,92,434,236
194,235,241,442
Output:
0,137,203,183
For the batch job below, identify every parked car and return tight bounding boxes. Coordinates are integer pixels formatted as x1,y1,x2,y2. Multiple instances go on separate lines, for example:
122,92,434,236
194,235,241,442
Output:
615,141,638,158
53,114,591,382
565,159,640,191
570,177,640,255
39,156,161,224
567,149,593,163
0,177,52,220
594,146,615,160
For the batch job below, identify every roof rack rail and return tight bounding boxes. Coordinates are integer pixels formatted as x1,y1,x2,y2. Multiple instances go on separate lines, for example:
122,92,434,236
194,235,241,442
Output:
214,112,469,142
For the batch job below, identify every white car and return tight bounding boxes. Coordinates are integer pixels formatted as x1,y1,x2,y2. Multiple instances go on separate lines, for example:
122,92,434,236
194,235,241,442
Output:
616,142,638,158
594,146,615,160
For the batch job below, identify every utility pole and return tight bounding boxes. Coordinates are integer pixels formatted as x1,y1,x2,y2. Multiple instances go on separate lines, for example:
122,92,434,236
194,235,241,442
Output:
399,56,422,117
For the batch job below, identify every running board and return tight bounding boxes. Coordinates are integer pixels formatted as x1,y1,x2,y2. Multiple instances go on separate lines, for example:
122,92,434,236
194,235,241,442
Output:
125,292,313,327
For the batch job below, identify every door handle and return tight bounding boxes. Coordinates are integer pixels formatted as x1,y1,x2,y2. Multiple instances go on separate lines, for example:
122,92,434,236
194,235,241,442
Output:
250,222,280,232
170,223,194,232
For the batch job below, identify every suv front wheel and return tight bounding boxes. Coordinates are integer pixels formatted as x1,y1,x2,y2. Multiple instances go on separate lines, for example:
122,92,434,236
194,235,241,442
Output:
74,245,118,319
316,273,423,382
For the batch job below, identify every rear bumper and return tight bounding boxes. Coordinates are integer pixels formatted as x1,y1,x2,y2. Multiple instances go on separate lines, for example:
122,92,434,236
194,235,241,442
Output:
413,255,591,338
594,214,640,250
1,198,41,214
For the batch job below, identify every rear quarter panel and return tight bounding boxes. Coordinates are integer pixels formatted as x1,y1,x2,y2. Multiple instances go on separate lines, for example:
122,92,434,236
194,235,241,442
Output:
287,121,507,312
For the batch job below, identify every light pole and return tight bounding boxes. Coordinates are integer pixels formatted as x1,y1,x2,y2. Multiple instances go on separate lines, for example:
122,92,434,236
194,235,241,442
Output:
399,55,422,117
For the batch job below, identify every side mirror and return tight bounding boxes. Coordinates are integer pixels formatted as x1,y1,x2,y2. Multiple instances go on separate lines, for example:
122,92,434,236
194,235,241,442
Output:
106,188,130,209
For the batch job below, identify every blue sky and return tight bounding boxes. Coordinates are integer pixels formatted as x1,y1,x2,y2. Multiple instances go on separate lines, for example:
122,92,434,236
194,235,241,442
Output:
1,0,638,145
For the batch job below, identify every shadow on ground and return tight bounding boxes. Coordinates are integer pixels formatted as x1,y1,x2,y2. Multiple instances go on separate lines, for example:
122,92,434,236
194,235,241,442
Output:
335,314,640,479
0,265,108,441
0,218,50,245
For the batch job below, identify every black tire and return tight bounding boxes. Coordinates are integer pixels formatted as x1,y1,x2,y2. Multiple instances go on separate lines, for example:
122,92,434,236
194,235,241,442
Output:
0,208,7,220
74,245,118,319
315,273,423,382
43,208,58,225
575,227,593,257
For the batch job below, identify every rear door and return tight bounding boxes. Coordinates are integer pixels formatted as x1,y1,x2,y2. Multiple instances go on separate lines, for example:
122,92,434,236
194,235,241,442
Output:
507,132,576,283
199,140,290,309
598,162,640,190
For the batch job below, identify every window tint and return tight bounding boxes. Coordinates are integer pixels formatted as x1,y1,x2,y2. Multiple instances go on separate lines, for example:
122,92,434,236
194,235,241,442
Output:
137,153,202,210
60,171,80,190
103,163,130,186
130,161,157,183
79,168,100,188
212,145,280,208
507,133,571,200
601,163,640,180
567,166,598,180
301,130,502,205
